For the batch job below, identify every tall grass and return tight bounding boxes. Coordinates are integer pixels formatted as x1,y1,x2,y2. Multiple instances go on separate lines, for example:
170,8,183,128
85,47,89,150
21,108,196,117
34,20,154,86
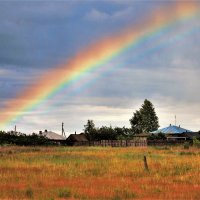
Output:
0,146,200,199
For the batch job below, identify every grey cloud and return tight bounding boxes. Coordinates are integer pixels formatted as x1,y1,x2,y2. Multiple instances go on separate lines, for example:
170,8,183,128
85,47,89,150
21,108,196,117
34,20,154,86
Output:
0,2,75,69
85,7,134,21
1,1,200,133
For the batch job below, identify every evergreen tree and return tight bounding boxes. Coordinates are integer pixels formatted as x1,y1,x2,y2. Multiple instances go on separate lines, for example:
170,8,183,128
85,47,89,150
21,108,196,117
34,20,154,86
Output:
130,99,159,133
83,120,97,140
129,110,143,134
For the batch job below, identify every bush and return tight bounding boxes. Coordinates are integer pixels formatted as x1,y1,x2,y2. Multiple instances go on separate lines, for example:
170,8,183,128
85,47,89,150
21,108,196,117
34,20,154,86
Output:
193,137,200,148
58,188,71,198
0,131,53,146
83,120,133,141
112,189,137,200
183,142,190,149
148,133,166,140
25,188,33,198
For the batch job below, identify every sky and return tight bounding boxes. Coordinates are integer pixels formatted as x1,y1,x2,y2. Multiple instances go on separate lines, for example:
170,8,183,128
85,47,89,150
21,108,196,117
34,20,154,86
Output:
0,0,200,135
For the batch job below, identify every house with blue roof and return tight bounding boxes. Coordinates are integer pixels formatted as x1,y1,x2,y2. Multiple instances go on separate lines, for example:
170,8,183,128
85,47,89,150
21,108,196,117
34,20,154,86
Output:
152,124,193,134
151,124,199,140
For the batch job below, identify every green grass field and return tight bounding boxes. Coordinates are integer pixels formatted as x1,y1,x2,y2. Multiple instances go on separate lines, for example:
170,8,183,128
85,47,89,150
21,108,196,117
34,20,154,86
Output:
0,145,200,199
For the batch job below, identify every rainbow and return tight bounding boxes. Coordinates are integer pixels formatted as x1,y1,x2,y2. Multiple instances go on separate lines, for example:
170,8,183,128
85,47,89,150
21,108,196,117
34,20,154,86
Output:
0,2,200,130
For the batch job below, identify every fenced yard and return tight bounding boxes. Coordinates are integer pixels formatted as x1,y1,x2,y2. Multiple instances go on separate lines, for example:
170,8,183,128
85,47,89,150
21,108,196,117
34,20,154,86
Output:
68,139,188,147
70,139,147,147
0,145,200,199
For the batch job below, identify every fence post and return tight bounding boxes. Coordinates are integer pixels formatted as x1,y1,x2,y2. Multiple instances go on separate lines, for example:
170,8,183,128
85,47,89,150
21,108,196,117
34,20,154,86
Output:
143,156,149,172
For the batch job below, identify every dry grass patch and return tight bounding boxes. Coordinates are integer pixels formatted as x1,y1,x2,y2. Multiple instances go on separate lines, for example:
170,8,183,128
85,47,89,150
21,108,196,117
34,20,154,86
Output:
0,146,200,199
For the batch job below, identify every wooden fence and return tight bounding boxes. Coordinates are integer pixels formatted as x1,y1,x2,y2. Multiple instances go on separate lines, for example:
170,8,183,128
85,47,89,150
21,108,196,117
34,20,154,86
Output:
148,140,187,146
67,139,189,147
69,139,147,147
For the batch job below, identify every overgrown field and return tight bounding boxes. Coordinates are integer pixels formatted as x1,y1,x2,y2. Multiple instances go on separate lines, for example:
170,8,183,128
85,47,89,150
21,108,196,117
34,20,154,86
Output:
0,146,200,199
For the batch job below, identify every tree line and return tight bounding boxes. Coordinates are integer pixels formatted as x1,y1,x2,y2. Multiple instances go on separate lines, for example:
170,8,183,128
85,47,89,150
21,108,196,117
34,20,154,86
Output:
0,99,160,144
84,99,160,141
0,131,54,146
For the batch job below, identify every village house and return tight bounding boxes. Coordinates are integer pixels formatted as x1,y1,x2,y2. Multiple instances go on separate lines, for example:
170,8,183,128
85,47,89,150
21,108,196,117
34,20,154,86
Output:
151,124,197,141
66,133,88,146
39,129,66,144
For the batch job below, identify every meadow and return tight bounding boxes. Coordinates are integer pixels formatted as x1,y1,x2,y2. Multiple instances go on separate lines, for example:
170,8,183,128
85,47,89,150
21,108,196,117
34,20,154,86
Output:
0,145,200,200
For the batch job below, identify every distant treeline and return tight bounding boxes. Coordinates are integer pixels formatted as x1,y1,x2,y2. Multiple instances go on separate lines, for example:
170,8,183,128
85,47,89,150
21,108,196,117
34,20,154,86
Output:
0,129,166,146
83,120,166,141
83,99,160,141
0,99,161,145
0,131,53,146
84,121,133,141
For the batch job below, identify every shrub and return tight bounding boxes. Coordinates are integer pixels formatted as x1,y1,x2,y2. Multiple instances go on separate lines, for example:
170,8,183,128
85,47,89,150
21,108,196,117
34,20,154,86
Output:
25,188,33,198
58,188,71,198
112,189,137,200
148,133,166,140
193,137,200,148
0,131,53,146
179,151,195,156
183,142,190,149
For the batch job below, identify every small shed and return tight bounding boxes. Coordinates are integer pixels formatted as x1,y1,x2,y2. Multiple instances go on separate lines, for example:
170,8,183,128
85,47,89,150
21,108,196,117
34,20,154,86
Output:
66,133,88,146
132,133,148,142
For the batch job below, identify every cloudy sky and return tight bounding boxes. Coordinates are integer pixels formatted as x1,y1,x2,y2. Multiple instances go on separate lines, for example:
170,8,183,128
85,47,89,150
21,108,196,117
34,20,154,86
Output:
0,1,200,135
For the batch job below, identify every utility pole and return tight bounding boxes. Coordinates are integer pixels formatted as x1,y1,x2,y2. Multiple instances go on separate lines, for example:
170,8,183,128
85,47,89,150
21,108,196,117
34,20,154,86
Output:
62,122,66,137
175,115,176,126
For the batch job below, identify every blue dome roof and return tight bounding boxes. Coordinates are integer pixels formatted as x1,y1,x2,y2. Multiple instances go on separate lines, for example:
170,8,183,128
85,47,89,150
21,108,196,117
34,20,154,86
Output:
152,125,193,134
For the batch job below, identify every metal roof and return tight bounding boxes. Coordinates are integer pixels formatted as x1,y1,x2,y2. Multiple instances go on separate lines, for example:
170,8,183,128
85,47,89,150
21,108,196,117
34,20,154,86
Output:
66,133,88,142
41,131,66,140
152,125,193,134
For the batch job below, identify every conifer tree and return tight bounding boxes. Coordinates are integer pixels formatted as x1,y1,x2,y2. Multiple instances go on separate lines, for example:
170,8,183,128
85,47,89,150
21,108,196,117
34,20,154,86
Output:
83,120,97,140
130,99,159,133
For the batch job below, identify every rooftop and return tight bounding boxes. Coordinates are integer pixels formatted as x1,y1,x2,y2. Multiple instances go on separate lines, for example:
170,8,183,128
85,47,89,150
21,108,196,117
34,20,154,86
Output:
151,124,193,134
40,130,66,140
66,133,88,142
